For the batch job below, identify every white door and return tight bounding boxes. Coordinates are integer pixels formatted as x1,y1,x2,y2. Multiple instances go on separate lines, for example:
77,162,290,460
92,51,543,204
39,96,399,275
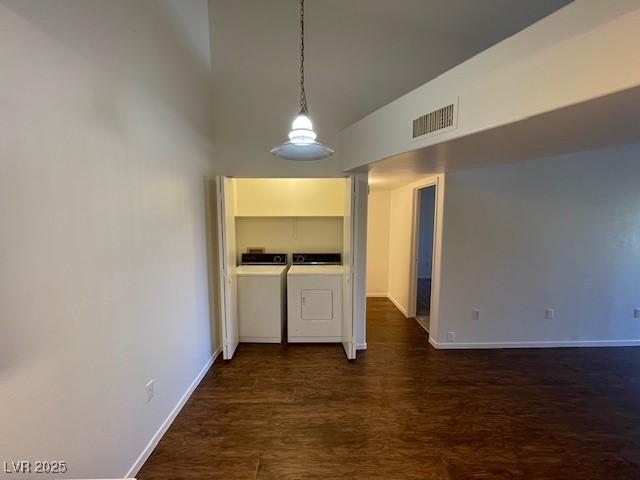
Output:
216,176,239,360
342,176,356,359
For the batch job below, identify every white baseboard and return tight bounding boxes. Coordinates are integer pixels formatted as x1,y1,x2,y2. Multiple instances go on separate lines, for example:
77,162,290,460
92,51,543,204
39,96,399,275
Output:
125,346,222,478
387,293,409,318
288,336,341,343
429,337,640,350
356,342,368,350
366,293,389,298
239,336,280,343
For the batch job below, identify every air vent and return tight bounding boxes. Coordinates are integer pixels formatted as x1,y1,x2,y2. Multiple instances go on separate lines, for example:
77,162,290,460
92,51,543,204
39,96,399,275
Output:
412,103,455,139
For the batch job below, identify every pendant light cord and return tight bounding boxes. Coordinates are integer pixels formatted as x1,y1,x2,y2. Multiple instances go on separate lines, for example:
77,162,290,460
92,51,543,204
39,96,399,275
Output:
299,0,308,115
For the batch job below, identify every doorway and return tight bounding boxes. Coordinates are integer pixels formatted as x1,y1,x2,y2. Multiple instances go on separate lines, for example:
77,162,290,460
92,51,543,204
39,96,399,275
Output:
414,185,436,333
213,176,363,361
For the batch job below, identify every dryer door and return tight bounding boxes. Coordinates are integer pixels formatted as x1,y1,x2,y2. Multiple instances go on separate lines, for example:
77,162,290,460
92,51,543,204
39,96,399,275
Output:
302,289,333,320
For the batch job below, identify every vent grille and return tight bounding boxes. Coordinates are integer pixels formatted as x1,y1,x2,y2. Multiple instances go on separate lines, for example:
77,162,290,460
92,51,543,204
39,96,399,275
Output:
412,104,455,139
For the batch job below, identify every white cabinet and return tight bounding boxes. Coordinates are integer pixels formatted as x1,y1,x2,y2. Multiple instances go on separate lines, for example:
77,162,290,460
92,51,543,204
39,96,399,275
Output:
237,266,287,343
287,266,343,342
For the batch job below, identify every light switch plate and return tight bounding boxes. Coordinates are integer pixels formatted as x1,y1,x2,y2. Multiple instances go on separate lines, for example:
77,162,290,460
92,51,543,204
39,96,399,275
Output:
145,380,154,402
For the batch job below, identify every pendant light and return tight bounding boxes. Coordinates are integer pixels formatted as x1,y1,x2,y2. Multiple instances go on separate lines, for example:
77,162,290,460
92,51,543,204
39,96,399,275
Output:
271,0,334,161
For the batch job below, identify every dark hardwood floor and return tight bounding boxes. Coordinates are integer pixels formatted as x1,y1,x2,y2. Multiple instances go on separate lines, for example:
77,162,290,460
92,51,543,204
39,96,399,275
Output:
138,297,640,479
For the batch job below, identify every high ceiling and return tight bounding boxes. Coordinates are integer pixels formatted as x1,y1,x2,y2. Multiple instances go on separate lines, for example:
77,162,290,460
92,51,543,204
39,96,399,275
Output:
208,0,571,176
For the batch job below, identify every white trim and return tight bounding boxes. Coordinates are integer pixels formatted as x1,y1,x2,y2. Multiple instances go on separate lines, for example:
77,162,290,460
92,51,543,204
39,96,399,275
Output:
354,173,369,359
429,338,640,350
387,293,409,318
356,342,368,350
288,336,342,343
408,179,436,318
239,336,281,343
126,346,222,478
366,293,389,298
216,176,231,360
408,175,444,341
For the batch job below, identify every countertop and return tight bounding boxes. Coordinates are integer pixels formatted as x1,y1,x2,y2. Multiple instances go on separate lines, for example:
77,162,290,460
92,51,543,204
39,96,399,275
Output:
235,265,289,276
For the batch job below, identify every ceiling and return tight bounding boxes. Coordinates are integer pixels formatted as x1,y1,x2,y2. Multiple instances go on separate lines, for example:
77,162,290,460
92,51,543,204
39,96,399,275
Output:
367,85,640,190
208,0,571,176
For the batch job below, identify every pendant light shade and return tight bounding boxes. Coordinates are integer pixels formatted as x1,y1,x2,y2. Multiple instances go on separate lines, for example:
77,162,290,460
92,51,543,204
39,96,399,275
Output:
270,114,334,161
270,140,334,161
289,114,316,143
271,0,333,161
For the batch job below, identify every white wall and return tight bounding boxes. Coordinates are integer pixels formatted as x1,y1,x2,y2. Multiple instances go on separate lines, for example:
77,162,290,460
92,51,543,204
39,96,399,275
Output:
435,143,640,347
236,217,343,263
386,182,420,315
0,1,216,478
233,178,346,217
384,177,444,318
366,190,390,296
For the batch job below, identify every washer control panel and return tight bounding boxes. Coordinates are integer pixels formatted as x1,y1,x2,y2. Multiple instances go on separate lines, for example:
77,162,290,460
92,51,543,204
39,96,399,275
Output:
241,253,288,265
292,253,342,265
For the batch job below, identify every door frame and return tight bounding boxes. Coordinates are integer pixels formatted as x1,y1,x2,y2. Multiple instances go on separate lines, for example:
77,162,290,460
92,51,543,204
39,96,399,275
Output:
407,175,444,341
212,175,367,360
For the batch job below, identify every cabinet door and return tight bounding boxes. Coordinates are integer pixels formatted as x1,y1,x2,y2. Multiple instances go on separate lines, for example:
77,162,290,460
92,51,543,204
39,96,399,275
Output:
301,289,333,320
216,176,239,360
342,176,356,359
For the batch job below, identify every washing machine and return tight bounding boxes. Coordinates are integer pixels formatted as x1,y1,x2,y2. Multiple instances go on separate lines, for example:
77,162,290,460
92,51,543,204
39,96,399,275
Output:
237,253,288,343
287,253,343,343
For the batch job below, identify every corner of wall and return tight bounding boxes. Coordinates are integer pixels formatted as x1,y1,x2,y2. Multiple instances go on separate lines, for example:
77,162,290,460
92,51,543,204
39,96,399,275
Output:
126,346,222,478
387,293,409,318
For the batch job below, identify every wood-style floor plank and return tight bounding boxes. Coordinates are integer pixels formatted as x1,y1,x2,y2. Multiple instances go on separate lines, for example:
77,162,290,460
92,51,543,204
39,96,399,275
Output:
138,297,640,479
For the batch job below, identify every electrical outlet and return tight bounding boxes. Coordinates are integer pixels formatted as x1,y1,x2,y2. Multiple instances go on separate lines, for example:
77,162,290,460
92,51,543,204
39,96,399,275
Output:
634,308,640,319
446,331,455,342
145,380,154,403
471,309,480,321
545,308,555,320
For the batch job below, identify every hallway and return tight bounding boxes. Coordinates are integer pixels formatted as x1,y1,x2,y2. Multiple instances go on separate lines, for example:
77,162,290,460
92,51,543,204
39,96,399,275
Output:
138,298,640,479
